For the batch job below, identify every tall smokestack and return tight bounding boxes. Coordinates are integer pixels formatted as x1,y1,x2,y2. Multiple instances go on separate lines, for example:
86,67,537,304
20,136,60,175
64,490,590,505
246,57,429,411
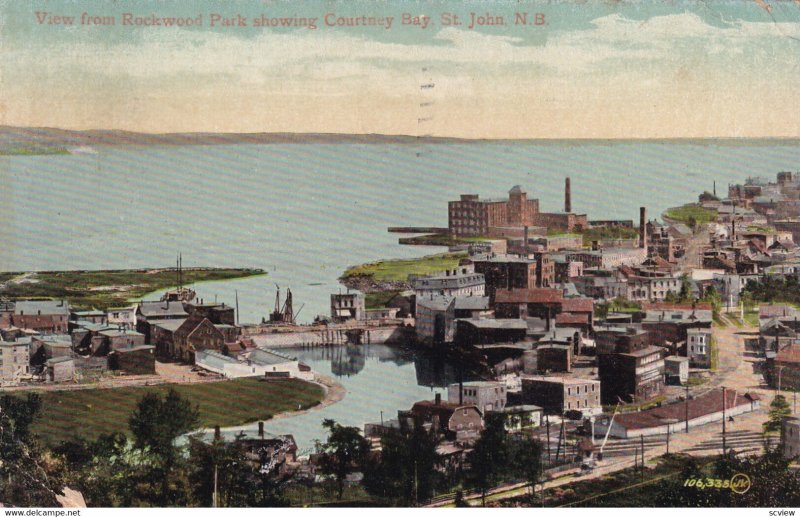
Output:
565,177,572,213
639,207,647,249
524,225,530,255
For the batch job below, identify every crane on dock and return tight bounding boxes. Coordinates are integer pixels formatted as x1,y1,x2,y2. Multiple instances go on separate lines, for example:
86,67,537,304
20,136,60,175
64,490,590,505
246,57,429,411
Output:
267,285,296,324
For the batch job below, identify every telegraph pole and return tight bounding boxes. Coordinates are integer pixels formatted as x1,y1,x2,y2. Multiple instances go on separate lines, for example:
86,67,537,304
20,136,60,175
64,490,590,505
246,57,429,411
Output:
722,386,727,456
640,435,645,481
666,429,670,455
546,415,551,465
685,384,690,433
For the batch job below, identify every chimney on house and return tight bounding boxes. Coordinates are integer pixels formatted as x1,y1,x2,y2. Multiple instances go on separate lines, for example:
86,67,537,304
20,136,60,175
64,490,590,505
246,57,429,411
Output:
565,177,572,213
639,207,647,249
258,421,265,438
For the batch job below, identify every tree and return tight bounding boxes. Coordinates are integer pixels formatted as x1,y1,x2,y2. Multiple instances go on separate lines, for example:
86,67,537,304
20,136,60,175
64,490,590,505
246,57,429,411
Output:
656,450,800,507
363,421,442,505
702,285,722,317
507,435,543,499
466,413,508,506
129,389,199,461
763,394,791,434
678,274,693,303
315,419,370,500
0,394,65,506
55,433,158,507
189,435,290,507
128,389,199,506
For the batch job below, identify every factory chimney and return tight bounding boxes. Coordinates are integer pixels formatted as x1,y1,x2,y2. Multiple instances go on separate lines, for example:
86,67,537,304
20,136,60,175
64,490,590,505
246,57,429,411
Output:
565,177,572,213
524,225,530,255
639,207,647,249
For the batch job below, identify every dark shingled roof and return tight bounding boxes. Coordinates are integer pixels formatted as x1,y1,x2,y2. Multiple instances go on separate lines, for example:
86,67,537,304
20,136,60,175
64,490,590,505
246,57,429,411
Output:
611,389,759,431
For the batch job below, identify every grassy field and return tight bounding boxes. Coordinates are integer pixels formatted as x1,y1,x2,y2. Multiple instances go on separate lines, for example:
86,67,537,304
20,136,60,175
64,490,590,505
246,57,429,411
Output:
365,290,402,309
26,377,324,446
0,267,265,310
663,203,718,225
341,253,467,283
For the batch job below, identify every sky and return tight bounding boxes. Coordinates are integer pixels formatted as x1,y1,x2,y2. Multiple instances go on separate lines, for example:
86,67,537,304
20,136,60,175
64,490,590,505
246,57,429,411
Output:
2,0,800,138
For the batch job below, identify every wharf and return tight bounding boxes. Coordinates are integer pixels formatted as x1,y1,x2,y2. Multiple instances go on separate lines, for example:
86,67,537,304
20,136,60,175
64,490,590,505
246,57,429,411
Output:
240,320,412,349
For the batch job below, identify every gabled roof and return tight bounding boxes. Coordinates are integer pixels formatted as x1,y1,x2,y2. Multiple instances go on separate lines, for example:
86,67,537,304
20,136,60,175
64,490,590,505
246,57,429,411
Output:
611,389,757,431
454,296,490,311
416,295,455,311
11,300,71,316
776,344,800,364
560,297,594,313
173,311,208,340
249,348,297,366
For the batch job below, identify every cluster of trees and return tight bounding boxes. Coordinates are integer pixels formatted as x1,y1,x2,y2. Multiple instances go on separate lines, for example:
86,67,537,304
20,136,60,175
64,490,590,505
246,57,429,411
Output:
0,389,294,507
315,413,543,507
4,390,543,508
663,274,695,305
743,275,800,306
655,449,800,507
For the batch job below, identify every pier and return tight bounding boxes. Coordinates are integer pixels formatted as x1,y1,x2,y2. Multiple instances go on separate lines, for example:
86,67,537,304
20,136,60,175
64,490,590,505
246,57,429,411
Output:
241,321,412,349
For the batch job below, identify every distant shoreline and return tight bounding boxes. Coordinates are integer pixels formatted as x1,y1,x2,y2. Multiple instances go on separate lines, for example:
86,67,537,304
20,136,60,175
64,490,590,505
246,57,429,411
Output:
3,126,800,154
0,267,266,311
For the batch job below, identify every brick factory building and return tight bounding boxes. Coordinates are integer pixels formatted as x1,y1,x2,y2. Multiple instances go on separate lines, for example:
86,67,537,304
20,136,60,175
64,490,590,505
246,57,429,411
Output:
448,182,587,237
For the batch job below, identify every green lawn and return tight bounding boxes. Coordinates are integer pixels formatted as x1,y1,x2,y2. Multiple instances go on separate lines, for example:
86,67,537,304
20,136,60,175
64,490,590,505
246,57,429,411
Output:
365,290,402,309
663,203,718,225
743,310,759,327
24,378,324,446
341,253,467,283
0,268,265,310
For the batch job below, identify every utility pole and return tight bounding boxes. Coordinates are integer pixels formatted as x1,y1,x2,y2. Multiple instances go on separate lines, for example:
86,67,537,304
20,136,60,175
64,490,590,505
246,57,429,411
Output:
722,387,727,456
666,429,670,455
546,415,551,465
640,435,645,481
213,463,218,508
795,391,797,414
685,384,690,433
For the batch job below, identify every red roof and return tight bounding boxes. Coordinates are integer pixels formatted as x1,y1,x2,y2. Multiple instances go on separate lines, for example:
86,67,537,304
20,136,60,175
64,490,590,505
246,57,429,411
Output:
495,288,563,304
612,389,758,431
776,345,800,365
555,313,590,325
618,265,635,278
561,297,594,313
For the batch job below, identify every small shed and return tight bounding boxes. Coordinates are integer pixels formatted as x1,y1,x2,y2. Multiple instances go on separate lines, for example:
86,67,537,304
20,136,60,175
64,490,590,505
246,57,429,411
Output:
108,345,156,375
46,356,75,383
